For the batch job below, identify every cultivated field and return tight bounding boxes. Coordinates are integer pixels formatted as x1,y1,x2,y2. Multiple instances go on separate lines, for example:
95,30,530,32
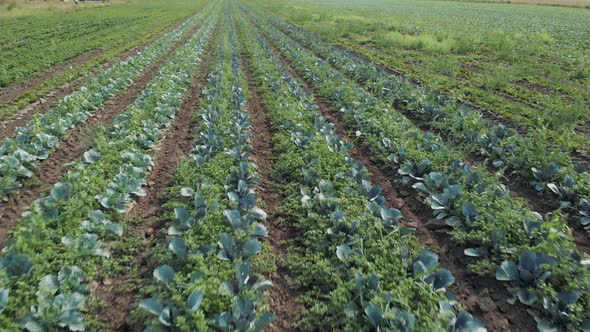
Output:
0,0,588,331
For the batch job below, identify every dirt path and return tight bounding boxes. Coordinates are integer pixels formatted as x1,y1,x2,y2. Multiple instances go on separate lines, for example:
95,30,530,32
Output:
259,26,536,331
0,19,208,250
92,24,217,331
239,43,302,331
0,14,196,138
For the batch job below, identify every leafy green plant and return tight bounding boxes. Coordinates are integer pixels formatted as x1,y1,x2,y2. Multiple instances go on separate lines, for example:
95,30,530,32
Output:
536,291,589,332
23,266,89,332
0,288,8,313
496,251,556,305
169,190,208,235
413,172,449,195
0,10,208,196
430,185,462,225
80,210,123,236
0,253,33,278
140,265,205,329
211,297,274,332
0,16,216,328
449,312,487,332
530,163,560,192
412,250,455,291
398,159,432,185
61,234,110,258
547,175,577,208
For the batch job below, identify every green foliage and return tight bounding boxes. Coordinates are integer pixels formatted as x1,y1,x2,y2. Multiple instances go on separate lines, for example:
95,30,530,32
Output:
237,15,481,330
0,0,208,87
243,6,590,329
0,10,208,196
0,16,215,329
245,0,590,155
137,16,274,331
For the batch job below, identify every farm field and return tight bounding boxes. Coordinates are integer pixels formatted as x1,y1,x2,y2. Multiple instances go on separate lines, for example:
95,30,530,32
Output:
0,0,208,121
0,0,588,331
247,0,590,159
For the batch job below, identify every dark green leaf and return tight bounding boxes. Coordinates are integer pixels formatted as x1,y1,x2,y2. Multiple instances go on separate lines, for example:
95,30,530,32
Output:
496,261,518,281
153,265,175,288
140,298,163,316
187,291,204,312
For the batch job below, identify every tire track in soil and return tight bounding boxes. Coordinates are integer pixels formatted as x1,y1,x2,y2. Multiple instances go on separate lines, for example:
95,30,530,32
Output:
240,43,303,331
0,12,197,139
259,20,590,255
91,24,218,332
258,26,536,331
0,20,208,250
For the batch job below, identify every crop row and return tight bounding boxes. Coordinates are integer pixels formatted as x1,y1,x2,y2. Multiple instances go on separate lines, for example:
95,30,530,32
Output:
238,10,486,331
247,6,590,235
0,6,211,197
135,13,274,331
243,9,590,331
0,18,215,331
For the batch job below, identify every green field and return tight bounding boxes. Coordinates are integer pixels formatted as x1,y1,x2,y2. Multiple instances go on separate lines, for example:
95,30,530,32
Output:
0,1,588,331
0,0,207,87
0,0,207,121
248,0,590,155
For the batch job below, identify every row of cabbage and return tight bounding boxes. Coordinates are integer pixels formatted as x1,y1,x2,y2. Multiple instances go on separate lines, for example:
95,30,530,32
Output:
0,18,215,331
255,7,590,232
243,10,590,332
136,14,274,331
0,5,213,197
238,11,486,332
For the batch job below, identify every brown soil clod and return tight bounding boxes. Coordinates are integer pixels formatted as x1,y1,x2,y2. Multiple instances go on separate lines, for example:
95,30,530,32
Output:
0,19,207,250
259,26,536,331
92,24,218,331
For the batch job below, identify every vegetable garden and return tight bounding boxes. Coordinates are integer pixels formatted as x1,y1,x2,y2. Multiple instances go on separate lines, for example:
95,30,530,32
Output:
0,0,588,331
